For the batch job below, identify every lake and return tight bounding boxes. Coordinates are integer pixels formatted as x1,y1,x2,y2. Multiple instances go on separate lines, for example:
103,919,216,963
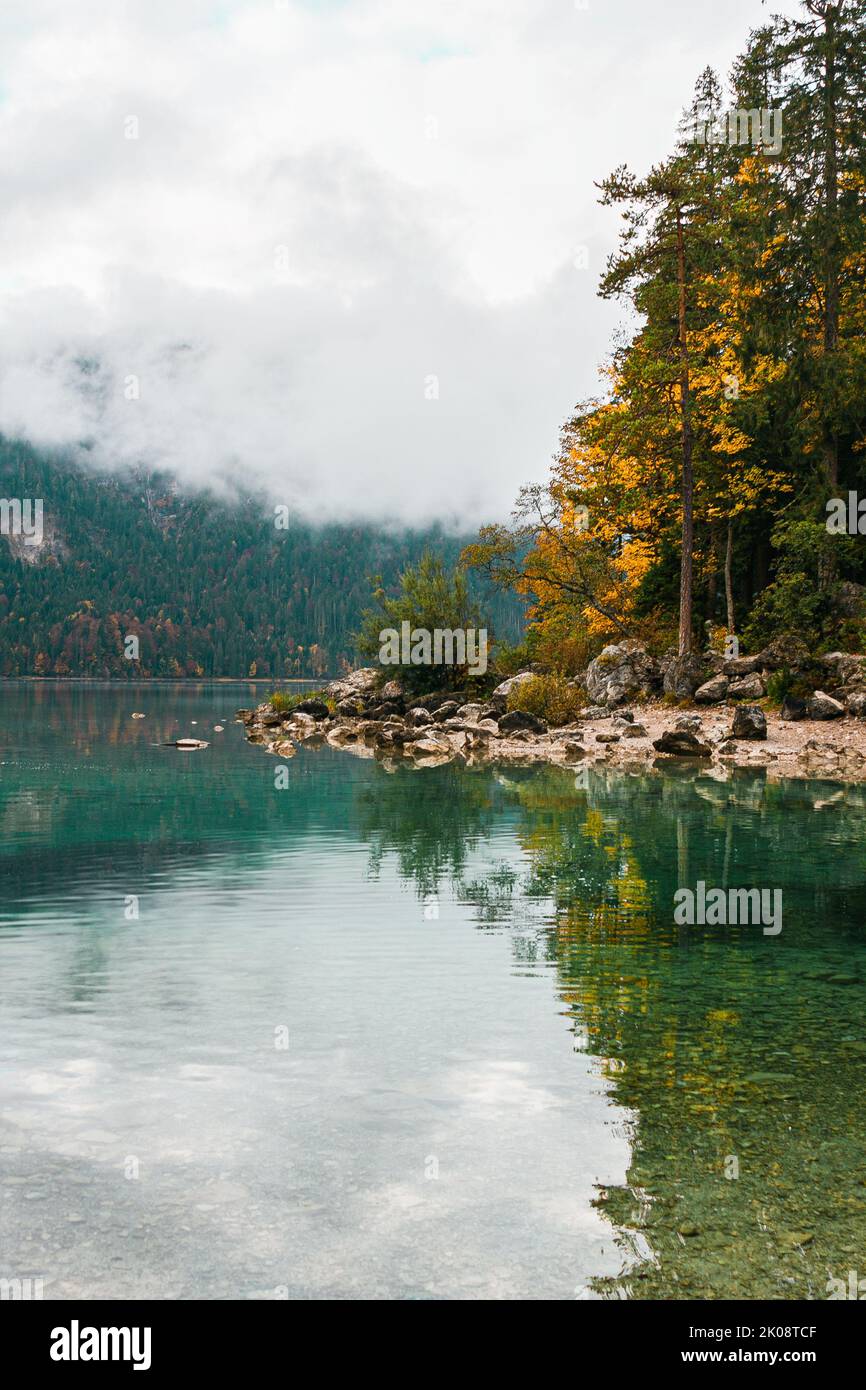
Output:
1,682,865,1300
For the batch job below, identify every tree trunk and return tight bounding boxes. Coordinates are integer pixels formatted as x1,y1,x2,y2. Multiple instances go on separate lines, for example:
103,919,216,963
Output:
724,520,735,634
676,208,694,656
706,524,720,623
822,2,840,488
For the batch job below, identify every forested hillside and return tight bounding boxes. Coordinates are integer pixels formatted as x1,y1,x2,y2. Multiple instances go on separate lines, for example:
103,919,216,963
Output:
0,438,522,678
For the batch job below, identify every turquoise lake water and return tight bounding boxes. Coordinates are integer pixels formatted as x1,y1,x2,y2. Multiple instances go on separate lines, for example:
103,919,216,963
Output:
1,682,865,1299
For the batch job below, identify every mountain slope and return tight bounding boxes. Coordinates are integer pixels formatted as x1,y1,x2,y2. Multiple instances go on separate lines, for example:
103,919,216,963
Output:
0,438,522,678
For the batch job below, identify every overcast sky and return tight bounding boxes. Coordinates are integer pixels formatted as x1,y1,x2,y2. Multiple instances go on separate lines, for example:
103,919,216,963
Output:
0,0,800,524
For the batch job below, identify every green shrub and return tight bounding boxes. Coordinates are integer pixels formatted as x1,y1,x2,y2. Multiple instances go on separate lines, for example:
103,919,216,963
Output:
506,673,584,726
744,518,859,651
764,667,819,706
764,670,790,705
269,688,332,715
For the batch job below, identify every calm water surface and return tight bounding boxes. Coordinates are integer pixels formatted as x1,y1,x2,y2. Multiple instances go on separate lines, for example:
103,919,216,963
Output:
1,683,865,1299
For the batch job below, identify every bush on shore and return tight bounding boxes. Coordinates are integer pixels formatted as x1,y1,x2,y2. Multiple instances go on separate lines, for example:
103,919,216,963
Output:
506,673,584,726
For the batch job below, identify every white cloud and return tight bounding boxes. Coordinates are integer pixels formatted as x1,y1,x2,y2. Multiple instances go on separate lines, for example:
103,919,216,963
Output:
0,0,800,523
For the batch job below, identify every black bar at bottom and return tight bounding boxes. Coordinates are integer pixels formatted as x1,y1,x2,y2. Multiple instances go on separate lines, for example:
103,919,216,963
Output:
5,1298,860,1375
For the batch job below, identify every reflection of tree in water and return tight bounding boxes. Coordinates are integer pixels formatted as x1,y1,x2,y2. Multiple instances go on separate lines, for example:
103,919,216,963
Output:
506,764,866,1300
354,762,503,899
361,755,866,1299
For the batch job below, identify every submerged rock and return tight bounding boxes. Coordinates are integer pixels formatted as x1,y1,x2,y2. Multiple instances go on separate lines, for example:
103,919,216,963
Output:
327,725,364,747
285,712,319,738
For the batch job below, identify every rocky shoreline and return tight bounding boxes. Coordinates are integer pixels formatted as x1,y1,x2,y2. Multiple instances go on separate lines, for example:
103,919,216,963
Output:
237,644,866,786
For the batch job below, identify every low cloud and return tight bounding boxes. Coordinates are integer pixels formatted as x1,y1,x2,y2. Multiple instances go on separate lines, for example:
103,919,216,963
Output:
0,0,797,523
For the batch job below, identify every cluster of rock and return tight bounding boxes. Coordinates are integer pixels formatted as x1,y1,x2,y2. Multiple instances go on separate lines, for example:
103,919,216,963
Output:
236,663,780,773
237,670,563,769
651,705,768,758
576,637,866,717
236,638,866,783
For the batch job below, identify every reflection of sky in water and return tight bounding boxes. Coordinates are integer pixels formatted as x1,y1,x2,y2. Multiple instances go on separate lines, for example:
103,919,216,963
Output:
0,685,632,1299
3,683,866,1300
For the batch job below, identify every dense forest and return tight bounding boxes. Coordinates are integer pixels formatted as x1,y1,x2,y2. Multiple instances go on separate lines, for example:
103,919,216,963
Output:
0,437,522,678
466,0,866,676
